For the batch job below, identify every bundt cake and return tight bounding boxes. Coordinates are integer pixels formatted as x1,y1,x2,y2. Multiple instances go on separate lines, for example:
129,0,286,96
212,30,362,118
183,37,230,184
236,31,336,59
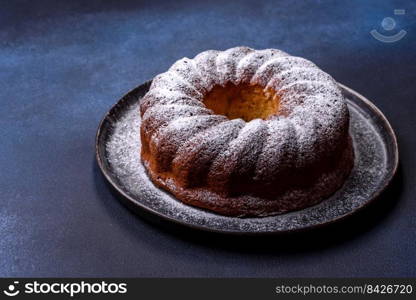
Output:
140,47,354,217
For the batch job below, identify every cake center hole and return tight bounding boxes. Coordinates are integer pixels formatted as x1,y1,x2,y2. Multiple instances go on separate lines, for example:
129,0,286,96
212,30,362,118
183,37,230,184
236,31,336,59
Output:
203,83,280,121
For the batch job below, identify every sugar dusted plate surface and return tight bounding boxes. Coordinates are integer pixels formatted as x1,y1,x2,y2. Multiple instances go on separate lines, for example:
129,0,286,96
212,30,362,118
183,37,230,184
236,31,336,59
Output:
96,81,398,235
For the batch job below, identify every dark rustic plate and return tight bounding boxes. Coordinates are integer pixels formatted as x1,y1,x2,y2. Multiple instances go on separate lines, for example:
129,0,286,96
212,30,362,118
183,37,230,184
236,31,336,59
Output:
95,81,398,235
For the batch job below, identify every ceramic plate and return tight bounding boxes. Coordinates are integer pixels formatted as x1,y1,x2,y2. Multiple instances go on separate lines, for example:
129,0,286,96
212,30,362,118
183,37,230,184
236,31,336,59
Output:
95,81,398,235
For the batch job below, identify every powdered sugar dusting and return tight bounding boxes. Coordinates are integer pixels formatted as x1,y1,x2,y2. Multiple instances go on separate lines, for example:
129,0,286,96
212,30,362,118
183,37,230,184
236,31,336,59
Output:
136,47,357,216
143,47,350,176
104,90,390,232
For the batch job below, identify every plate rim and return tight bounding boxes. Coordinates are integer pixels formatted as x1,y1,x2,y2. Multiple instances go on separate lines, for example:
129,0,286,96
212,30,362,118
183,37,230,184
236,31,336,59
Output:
95,81,399,235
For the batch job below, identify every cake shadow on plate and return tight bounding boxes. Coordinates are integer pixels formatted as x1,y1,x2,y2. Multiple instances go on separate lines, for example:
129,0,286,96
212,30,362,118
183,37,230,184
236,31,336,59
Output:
93,161,402,254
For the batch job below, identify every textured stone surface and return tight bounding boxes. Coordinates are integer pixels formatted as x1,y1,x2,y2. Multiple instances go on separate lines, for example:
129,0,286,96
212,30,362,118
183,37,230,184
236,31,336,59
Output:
0,0,415,277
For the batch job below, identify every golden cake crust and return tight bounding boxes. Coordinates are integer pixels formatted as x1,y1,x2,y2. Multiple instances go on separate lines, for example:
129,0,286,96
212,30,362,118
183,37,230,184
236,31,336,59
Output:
140,47,354,217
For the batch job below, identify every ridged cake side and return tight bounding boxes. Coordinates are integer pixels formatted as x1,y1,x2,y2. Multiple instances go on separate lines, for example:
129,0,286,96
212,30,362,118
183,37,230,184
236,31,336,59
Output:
140,47,354,217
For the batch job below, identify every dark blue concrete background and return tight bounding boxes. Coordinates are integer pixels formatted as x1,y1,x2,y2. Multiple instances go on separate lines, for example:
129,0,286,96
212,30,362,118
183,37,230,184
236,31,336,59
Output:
1,0,415,277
